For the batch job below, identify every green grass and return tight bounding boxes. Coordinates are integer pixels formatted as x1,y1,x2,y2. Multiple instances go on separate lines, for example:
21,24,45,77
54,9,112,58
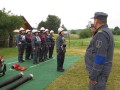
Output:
0,47,18,58
0,34,120,90
45,47,120,90
65,34,120,47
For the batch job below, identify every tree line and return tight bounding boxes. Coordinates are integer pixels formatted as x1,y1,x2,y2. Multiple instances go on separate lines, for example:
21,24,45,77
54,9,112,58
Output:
70,26,120,39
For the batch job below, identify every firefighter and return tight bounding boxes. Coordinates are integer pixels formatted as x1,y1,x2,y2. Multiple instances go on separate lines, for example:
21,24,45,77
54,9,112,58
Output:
45,29,51,60
56,27,66,72
17,27,26,63
39,27,46,61
49,30,55,59
25,29,32,60
32,30,41,64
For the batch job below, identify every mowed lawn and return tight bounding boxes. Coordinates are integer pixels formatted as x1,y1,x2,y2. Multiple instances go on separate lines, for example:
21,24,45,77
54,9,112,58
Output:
0,34,120,90
0,47,120,90
45,47,120,90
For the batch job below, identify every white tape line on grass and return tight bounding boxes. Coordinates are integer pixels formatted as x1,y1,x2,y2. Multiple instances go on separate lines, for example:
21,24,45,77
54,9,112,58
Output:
29,57,55,68
30,60,52,68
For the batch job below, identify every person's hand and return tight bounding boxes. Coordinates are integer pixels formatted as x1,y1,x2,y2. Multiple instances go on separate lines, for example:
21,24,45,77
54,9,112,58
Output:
91,80,97,86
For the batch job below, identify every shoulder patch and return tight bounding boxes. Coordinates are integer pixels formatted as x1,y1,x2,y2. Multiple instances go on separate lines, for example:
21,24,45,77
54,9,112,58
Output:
98,29,103,32
96,40,102,48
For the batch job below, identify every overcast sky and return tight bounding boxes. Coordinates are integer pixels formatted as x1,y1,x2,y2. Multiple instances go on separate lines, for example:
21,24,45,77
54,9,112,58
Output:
0,0,120,29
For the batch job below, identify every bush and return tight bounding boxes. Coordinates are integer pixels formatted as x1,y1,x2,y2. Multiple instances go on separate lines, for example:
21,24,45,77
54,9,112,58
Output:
79,28,92,39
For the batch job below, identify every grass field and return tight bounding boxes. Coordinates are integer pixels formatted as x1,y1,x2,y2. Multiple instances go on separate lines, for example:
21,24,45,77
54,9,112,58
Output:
45,47,120,90
0,34,120,90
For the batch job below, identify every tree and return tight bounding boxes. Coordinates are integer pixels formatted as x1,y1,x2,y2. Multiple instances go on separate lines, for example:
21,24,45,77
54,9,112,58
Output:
0,8,25,47
71,30,77,34
46,15,61,33
37,15,61,33
37,20,47,30
112,26,120,35
79,28,92,39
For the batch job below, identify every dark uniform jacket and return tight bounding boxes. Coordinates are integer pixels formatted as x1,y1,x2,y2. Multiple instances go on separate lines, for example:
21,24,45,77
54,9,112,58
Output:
17,34,26,45
85,24,114,80
56,34,66,53
32,35,41,49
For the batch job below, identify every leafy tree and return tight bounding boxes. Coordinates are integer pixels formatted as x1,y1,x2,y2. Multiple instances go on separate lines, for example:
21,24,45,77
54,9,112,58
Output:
37,20,47,30
0,8,25,47
112,26,120,35
37,15,61,33
46,15,61,33
79,28,92,39
71,30,77,34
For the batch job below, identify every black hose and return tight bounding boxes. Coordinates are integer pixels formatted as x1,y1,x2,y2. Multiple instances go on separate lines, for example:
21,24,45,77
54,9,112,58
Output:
0,72,24,88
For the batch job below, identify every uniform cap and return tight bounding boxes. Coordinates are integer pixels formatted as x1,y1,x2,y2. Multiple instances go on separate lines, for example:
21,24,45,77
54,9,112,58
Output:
91,12,108,21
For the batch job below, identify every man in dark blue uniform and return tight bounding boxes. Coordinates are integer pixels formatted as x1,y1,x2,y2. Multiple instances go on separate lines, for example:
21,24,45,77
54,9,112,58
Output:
25,29,32,60
85,12,114,90
45,29,51,60
49,30,55,59
32,30,41,64
39,27,46,61
56,28,66,72
17,27,26,63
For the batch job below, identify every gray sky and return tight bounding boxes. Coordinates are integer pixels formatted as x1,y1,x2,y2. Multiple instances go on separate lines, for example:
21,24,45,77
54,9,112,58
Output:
0,0,120,29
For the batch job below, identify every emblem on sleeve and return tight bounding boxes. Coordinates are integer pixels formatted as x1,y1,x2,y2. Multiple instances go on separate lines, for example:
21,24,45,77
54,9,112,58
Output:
96,40,102,48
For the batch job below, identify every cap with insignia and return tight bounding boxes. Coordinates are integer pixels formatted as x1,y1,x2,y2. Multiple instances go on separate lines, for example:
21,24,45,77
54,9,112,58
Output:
92,12,108,21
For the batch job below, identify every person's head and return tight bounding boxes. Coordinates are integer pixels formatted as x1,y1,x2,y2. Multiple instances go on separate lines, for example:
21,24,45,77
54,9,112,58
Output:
92,12,108,29
35,32,39,36
19,27,25,34
45,29,49,35
89,23,96,33
40,27,45,33
32,29,38,35
58,28,64,35
26,29,31,35
50,30,54,35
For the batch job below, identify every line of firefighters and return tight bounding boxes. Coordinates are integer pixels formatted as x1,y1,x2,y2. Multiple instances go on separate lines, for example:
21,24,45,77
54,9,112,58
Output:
16,27,55,64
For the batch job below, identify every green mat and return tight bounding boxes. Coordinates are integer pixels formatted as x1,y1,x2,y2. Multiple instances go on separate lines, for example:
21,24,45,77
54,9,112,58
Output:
0,56,80,90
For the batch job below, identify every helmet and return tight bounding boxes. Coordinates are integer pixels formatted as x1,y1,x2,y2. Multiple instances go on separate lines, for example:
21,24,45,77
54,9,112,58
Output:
32,29,38,33
45,29,49,32
88,21,94,28
40,27,45,31
19,27,25,32
58,27,64,34
26,29,31,33
50,30,54,33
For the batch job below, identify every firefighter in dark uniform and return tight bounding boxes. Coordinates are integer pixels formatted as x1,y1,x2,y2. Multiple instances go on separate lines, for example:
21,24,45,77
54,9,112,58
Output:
56,27,66,72
39,27,46,61
25,29,32,60
85,12,114,90
49,30,55,59
32,30,41,64
45,29,51,60
17,27,26,63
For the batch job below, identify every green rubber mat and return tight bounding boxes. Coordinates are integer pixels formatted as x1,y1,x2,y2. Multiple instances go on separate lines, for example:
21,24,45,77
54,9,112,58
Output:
0,56,80,90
